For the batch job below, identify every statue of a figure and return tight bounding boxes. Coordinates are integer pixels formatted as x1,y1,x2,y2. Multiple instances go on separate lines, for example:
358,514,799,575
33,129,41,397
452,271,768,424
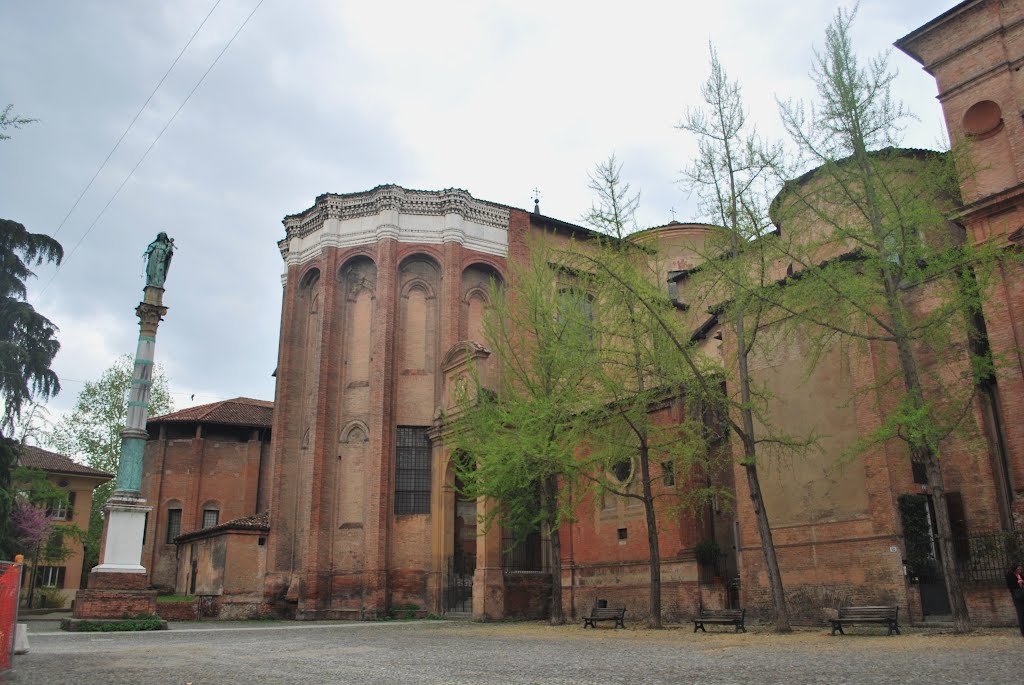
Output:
144,232,175,288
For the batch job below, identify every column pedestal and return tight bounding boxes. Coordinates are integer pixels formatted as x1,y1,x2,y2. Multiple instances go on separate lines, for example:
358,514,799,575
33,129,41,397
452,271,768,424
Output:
73,497,157,619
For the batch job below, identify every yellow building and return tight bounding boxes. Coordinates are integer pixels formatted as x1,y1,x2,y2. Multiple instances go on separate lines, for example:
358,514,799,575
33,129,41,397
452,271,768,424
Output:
17,445,112,608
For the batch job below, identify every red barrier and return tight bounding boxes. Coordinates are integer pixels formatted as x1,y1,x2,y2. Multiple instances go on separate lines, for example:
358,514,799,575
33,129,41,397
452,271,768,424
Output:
0,559,23,673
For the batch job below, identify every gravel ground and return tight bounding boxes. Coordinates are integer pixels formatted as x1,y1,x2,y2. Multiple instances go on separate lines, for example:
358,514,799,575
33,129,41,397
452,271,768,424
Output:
6,619,1021,685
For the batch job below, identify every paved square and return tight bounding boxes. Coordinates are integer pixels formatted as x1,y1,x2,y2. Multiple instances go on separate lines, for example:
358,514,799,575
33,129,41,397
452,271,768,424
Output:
8,620,1021,684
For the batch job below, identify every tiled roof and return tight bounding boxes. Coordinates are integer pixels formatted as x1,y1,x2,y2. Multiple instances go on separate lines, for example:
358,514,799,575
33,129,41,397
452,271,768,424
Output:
17,445,114,480
148,397,273,429
173,512,270,543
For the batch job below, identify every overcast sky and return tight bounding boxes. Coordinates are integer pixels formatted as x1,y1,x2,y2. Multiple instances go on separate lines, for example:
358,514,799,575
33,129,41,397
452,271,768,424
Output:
1,0,951,437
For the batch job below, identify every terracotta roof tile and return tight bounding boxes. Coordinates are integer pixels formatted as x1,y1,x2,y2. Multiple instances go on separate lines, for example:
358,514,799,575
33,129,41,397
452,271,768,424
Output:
17,445,114,479
173,512,270,543
149,397,273,429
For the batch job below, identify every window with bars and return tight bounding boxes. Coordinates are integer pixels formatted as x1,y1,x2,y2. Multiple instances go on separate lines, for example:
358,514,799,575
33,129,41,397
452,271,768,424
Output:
166,508,182,543
202,509,220,529
501,528,544,574
395,426,431,515
35,566,65,588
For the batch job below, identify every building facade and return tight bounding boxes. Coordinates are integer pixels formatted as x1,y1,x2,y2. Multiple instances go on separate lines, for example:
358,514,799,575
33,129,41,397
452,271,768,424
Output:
17,446,112,608
139,397,272,593
139,0,1024,626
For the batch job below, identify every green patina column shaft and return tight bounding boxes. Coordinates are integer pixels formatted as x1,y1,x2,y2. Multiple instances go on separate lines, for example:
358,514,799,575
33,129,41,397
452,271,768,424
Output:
113,232,174,495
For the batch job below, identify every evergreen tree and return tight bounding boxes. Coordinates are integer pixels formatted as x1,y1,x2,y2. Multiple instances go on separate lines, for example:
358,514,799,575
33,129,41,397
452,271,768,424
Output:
0,106,63,558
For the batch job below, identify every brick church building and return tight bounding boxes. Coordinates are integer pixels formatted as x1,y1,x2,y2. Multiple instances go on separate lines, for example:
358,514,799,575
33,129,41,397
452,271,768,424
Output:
137,0,1024,625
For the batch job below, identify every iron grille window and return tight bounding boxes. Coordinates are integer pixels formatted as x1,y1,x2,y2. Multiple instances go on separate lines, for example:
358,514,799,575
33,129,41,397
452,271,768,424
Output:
166,508,182,543
501,528,543,574
202,509,220,529
395,426,431,514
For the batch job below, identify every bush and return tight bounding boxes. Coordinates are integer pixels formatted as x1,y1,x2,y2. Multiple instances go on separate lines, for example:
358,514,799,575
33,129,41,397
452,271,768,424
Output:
62,614,165,632
37,587,66,608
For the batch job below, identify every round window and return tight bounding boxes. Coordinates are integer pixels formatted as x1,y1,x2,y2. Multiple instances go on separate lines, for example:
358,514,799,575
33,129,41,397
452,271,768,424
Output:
610,459,633,484
963,100,1003,137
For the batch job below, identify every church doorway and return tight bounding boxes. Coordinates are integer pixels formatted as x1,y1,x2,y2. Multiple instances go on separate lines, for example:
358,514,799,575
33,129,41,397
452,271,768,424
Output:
444,482,476,613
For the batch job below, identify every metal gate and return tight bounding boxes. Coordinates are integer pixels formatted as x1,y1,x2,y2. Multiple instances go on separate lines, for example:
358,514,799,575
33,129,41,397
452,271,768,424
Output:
900,493,951,617
917,565,951,617
443,553,474,614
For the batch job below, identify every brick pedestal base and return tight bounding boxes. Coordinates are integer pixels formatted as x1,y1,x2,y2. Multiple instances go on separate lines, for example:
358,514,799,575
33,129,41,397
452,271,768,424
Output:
73,589,157,619
87,570,149,590
73,570,156,619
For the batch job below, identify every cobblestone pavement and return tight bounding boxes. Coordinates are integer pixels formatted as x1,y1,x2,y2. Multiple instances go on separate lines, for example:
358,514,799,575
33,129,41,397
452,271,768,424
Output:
8,620,1022,685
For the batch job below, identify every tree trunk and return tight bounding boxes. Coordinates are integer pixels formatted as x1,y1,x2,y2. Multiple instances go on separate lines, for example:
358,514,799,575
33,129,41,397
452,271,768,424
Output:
744,461,791,631
639,444,662,628
26,544,40,609
544,475,565,625
887,294,972,632
925,457,971,632
735,310,792,632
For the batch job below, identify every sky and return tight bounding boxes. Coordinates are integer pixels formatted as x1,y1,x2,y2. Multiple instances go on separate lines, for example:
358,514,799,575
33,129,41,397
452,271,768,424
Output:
0,0,952,440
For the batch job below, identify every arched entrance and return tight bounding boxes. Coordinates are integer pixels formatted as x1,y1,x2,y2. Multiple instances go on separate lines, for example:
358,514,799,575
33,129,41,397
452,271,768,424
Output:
445,476,476,613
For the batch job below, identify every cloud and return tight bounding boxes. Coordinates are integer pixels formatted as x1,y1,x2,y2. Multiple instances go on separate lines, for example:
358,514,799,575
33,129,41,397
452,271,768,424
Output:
0,0,952,420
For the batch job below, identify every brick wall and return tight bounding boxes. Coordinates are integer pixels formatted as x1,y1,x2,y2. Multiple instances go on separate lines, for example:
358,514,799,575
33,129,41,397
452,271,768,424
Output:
72,589,157,619
142,425,269,590
155,600,198,621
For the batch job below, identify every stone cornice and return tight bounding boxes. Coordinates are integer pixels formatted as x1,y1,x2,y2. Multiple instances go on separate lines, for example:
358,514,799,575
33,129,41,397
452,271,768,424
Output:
282,186,511,240
278,187,511,278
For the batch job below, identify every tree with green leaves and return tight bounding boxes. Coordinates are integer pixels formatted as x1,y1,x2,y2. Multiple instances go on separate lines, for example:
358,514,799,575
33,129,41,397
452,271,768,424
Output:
451,242,595,625
48,354,172,574
762,8,996,632
674,45,797,631
571,155,726,628
0,106,63,560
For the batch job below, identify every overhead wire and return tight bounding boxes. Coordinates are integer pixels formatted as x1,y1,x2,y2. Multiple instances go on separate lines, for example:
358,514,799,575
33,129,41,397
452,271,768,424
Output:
50,0,224,239
39,0,267,297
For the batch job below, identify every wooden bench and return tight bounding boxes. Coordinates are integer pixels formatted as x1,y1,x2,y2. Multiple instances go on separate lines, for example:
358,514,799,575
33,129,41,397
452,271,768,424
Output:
693,608,746,633
830,605,900,636
582,607,626,629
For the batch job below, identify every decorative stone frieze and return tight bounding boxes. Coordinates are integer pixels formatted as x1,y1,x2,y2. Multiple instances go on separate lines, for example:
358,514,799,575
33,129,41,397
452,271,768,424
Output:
280,186,511,279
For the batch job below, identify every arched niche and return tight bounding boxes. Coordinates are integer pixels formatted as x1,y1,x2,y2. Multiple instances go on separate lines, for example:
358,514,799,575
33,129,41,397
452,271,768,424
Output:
339,256,377,387
337,421,369,528
398,256,441,374
340,420,370,444
461,263,503,344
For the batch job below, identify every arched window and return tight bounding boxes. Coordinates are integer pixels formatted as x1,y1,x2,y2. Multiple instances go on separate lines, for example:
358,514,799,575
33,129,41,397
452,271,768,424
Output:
165,501,183,544
201,502,220,529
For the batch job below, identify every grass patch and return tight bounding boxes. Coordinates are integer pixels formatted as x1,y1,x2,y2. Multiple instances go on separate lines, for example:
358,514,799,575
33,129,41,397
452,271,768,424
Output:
156,595,197,603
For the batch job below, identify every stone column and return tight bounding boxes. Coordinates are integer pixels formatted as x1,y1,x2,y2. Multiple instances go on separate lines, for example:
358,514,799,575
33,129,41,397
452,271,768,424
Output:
92,286,166,577
74,236,172,620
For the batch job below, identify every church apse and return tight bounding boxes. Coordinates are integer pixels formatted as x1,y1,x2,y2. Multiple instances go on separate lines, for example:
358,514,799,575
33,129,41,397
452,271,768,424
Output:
270,267,323,579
